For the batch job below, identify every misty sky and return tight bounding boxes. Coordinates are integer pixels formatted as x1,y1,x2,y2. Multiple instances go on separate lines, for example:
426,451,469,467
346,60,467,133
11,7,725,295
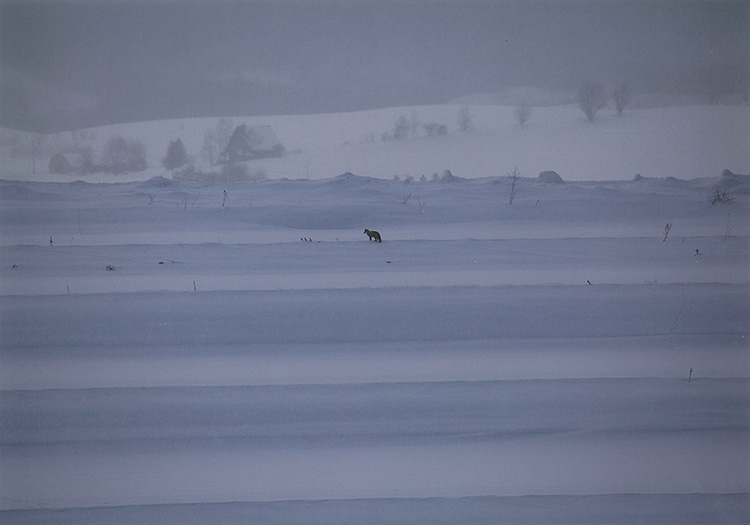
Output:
1,0,747,132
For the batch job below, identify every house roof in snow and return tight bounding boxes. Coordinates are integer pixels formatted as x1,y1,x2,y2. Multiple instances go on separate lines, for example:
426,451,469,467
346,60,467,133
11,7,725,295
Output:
250,125,282,150
49,151,87,173
226,124,281,152
51,151,86,168
219,124,284,163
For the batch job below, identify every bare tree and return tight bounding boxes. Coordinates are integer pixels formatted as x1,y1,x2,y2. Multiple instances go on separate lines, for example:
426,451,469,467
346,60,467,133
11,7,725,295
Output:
508,166,521,205
515,104,532,125
613,81,631,116
201,118,234,166
393,115,410,140
127,140,147,171
410,112,420,139
457,105,473,132
103,136,129,173
577,81,607,122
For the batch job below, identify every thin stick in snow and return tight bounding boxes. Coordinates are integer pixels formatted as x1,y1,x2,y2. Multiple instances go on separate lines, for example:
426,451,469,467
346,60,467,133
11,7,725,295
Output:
663,223,672,242
508,166,521,205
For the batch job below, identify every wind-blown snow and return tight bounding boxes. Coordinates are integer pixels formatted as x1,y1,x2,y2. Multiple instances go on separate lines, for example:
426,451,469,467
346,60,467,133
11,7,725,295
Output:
1,104,748,183
1,143,749,521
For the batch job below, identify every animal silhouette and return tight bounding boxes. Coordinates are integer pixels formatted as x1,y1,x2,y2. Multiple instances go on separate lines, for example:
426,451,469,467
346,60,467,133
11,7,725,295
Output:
364,229,381,242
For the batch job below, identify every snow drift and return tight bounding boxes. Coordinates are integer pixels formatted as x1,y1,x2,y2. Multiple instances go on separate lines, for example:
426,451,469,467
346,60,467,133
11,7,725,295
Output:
1,161,748,522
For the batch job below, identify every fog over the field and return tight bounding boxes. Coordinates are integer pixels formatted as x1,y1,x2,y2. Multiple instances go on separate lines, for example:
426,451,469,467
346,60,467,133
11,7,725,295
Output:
1,0,747,132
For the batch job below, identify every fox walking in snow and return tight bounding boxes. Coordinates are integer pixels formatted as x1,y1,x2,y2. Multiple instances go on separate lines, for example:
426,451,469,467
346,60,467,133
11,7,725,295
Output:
364,229,382,242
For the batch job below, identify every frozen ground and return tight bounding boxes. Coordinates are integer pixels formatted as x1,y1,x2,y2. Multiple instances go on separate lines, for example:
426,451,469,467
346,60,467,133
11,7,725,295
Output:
1,166,749,522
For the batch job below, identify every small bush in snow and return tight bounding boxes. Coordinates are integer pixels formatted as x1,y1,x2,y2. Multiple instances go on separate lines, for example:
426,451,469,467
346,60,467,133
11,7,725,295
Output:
423,123,448,137
398,193,412,205
709,188,733,205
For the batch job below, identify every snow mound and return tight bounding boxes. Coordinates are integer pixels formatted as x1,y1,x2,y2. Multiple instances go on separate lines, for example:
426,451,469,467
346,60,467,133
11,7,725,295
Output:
538,171,564,183
714,170,750,193
439,169,464,183
138,176,174,188
327,172,376,184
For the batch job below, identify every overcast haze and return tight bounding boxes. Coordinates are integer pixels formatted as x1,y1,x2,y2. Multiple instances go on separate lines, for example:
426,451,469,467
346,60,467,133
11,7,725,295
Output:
1,0,748,132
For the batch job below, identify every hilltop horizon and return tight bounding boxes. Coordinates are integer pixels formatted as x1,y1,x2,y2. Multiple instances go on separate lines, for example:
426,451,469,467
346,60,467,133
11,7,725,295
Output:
2,1,747,133
1,101,747,184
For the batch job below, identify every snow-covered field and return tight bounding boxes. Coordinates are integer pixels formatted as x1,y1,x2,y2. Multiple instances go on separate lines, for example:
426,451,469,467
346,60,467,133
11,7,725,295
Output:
1,104,749,523
2,103,749,183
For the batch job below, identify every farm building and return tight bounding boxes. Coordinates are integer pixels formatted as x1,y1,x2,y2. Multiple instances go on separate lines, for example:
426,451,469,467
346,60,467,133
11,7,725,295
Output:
218,125,285,164
49,151,89,174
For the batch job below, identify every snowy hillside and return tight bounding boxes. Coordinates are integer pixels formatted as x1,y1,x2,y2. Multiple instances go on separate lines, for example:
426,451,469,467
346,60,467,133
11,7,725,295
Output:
1,168,748,522
1,103,748,184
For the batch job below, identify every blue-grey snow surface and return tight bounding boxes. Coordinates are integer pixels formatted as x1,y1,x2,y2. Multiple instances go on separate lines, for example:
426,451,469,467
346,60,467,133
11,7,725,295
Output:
1,173,749,523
